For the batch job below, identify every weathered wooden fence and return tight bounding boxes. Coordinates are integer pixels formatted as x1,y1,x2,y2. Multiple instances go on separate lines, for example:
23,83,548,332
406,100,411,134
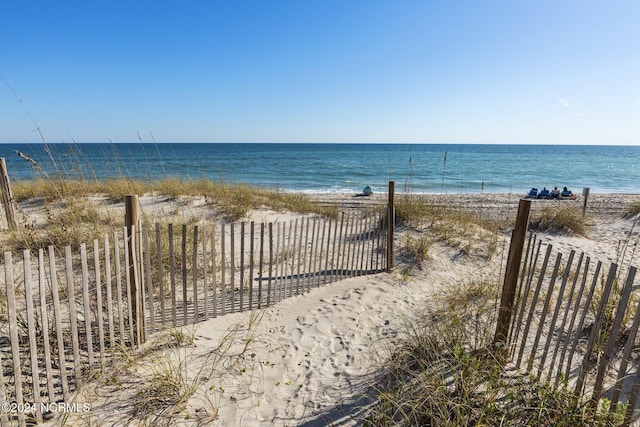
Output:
506,232,640,425
0,207,390,424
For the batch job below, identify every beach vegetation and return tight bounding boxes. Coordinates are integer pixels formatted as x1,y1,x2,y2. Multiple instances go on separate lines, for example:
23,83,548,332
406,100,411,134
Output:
395,195,501,261
365,277,626,426
3,178,336,254
626,201,640,216
529,206,586,235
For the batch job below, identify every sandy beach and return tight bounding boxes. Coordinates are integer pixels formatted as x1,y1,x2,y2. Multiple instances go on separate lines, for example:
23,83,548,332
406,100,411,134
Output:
35,191,640,426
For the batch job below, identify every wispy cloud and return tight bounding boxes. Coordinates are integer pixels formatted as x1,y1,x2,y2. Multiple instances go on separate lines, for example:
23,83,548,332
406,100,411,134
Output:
558,98,572,108
561,112,583,119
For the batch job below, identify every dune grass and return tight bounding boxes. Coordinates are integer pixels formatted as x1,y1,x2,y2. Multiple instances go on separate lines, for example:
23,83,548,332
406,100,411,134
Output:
627,201,640,216
395,194,501,262
365,277,626,426
529,206,587,235
2,178,336,253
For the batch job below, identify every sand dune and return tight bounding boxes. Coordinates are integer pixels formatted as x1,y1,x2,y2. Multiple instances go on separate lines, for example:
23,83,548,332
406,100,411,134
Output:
49,192,640,426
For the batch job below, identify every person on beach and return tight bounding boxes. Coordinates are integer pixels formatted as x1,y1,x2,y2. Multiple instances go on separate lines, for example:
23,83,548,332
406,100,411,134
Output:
550,187,561,199
538,187,550,198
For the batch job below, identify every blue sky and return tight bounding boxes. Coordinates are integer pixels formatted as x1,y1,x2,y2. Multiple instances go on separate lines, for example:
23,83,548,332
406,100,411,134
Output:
1,1,638,144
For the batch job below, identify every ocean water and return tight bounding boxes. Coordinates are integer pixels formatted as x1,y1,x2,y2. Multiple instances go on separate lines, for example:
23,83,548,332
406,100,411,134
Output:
0,143,638,194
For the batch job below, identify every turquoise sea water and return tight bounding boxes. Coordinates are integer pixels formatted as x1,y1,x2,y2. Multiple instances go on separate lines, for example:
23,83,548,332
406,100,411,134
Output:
0,143,638,194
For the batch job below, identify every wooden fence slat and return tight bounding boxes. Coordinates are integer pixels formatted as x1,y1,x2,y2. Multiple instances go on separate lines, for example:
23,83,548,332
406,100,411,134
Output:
114,232,127,346
203,224,209,321
538,250,574,380
168,224,177,326
123,228,136,347
267,222,273,306
343,213,351,277
23,250,43,421
80,244,95,370
93,239,106,369
369,213,377,273
156,223,166,326
286,219,294,295
374,211,382,272
550,252,585,385
324,216,332,285
38,249,56,403
516,243,552,369
258,222,265,307
308,218,317,291
131,226,143,345
283,220,289,299
240,222,245,311
221,223,227,315
353,214,361,276
212,223,218,318
334,213,344,282
137,222,147,341
527,251,562,373
230,223,235,313
314,217,322,286
143,226,155,333
104,234,116,348
248,222,254,310
182,224,188,325
48,245,70,401
347,214,356,278
295,218,302,295
611,268,640,409
318,218,326,287
286,219,294,297
301,217,309,292
508,232,534,345
5,251,26,425
351,213,358,276
356,213,365,276
565,260,602,381
361,214,368,274
360,215,370,275
275,222,281,301
360,214,371,275
592,266,637,400
511,235,540,352
192,225,199,323
574,263,618,397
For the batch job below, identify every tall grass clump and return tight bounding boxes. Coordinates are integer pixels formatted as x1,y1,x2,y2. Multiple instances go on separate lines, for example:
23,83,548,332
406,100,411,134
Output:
529,206,586,235
626,201,640,217
365,278,626,426
395,195,501,261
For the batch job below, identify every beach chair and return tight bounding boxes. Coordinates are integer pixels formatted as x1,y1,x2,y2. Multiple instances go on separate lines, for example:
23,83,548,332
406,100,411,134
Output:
538,188,550,199
526,188,538,198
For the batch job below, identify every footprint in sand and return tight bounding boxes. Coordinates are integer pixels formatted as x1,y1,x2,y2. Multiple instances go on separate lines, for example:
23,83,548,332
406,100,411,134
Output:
290,327,315,350
330,335,345,353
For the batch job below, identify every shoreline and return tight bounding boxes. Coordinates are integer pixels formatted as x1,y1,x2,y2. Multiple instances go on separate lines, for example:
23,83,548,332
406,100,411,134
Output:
307,191,640,223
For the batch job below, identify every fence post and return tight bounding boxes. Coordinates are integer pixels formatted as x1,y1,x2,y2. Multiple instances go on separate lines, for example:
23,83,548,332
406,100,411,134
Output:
125,195,144,343
493,198,531,351
582,187,590,217
387,181,395,271
0,158,17,230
